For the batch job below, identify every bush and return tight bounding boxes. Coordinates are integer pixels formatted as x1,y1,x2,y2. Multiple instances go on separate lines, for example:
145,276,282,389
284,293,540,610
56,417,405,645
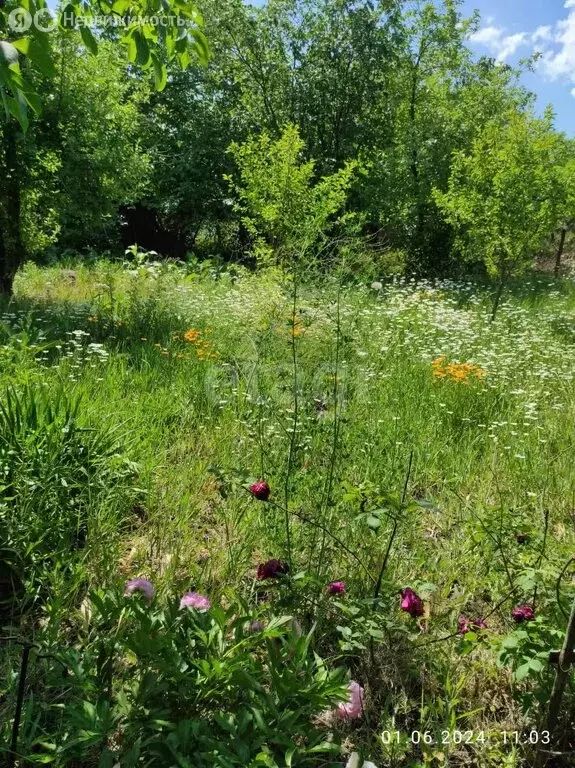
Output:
226,124,357,268
1,587,350,767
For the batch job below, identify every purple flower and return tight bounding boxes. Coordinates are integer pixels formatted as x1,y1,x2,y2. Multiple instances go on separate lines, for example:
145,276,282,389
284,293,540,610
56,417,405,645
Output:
458,616,488,635
180,592,211,611
248,620,264,633
249,481,271,501
124,579,155,603
400,588,424,618
512,604,534,623
336,681,365,720
257,559,289,580
327,580,346,595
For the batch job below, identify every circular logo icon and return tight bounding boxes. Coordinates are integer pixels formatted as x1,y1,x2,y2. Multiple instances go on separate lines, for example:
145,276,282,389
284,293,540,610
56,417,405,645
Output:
8,7,32,32
34,8,57,32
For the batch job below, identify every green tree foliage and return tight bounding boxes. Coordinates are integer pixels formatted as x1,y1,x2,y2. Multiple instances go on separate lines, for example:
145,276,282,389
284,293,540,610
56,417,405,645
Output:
434,110,563,316
226,124,356,266
2,0,573,287
142,66,237,253
145,0,540,274
0,0,208,294
18,38,151,256
0,0,208,130
549,138,575,275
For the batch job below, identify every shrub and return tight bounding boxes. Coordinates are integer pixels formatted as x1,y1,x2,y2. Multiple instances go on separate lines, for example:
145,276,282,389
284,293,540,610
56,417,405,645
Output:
2,588,350,767
226,124,357,268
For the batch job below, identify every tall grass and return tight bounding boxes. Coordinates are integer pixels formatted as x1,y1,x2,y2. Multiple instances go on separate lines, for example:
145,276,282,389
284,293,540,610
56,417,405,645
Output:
1,261,575,765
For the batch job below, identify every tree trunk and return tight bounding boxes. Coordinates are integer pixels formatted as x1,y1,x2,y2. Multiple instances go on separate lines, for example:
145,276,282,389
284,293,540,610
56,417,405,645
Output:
554,228,567,278
0,121,25,296
490,272,506,322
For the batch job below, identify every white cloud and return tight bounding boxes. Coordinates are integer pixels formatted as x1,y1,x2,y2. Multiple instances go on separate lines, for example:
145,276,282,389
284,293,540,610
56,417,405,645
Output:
533,25,553,43
469,26,528,62
470,25,503,46
538,4,575,86
470,3,575,93
497,32,528,61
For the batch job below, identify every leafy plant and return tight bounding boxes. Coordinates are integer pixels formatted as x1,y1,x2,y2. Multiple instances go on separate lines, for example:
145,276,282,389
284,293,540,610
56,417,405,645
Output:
497,615,563,713
3,588,350,767
434,109,563,318
0,384,135,593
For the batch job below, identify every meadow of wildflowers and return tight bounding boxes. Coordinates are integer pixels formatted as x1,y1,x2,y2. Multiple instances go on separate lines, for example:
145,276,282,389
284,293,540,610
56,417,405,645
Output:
1,261,575,766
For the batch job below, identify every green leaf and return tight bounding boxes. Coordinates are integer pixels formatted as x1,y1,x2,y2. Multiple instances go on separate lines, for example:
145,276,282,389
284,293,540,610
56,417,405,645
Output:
126,35,137,63
133,31,151,68
22,36,57,78
529,658,545,672
0,42,19,66
152,54,167,91
515,662,532,682
6,95,28,132
11,39,31,56
80,26,98,56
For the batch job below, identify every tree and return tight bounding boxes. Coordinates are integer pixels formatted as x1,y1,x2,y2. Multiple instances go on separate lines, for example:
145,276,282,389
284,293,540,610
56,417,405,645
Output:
551,140,575,277
125,0,539,274
226,123,356,267
0,0,208,129
142,65,238,255
434,109,562,319
0,0,208,294
16,37,152,256
200,0,401,169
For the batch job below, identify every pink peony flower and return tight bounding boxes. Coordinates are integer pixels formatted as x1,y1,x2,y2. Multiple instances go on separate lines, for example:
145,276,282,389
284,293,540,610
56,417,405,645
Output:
458,616,488,635
512,604,534,623
249,481,271,501
124,579,155,603
336,680,365,720
257,559,289,580
180,592,211,611
400,587,424,618
327,580,346,595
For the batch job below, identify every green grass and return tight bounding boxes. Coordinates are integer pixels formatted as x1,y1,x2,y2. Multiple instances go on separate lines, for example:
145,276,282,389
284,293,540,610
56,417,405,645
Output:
2,260,575,766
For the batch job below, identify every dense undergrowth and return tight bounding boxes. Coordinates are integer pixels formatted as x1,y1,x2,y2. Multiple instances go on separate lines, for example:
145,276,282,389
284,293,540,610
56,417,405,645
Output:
1,260,575,767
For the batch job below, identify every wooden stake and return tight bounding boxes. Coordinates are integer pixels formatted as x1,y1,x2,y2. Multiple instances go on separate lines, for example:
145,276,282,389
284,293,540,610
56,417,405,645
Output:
535,596,575,767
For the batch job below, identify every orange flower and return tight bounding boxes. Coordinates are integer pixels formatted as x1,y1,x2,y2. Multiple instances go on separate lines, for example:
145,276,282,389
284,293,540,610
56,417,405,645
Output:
432,357,485,383
183,328,201,343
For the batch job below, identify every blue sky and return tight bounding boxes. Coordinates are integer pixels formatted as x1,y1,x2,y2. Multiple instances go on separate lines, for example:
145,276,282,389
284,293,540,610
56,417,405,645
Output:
464,0,575,134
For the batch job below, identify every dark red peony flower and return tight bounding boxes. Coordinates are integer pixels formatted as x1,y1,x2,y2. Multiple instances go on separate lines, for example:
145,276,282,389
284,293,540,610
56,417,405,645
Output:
400,587,424,618
458,616,488,635
512,604,534,623
257,559,289,580
249,481,271,501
